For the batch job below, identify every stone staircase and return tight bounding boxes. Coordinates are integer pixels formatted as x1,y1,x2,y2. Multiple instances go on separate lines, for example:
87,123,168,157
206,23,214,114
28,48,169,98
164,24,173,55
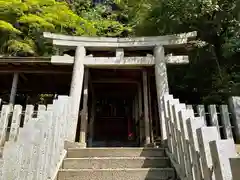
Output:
57,147,176,180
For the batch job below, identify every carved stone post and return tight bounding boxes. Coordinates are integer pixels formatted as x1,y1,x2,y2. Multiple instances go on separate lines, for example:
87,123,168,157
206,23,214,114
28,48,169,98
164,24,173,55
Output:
229,96,240,143
69,46,86,142
154,45,169,145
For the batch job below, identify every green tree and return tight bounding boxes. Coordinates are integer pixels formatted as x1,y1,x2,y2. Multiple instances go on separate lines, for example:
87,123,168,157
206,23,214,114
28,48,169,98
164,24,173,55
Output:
0,0,96,56
69,0,132,37
115,0,240,103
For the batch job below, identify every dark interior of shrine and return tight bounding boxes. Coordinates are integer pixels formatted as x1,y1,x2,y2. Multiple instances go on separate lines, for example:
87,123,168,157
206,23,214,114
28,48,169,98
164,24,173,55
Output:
81,68,160,147
0,65,160,147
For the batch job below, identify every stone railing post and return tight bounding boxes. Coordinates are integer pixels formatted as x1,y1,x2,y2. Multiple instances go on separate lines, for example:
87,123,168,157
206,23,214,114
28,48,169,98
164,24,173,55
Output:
228,96,240,143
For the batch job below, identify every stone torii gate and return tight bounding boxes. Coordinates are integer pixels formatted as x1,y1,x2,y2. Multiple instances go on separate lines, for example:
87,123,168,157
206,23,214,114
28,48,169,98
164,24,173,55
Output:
44,31,196,147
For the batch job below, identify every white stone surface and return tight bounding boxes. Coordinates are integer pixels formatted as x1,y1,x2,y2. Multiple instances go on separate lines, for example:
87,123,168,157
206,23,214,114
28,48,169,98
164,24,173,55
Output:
196,127,220,180
171,103,186,174
84,56,154,66
23,105,34,125
167,99,179,159
116,48,124,62
154,46,169,142
0,159,3,179
165,55,189,64
9,105,22,141
178,109,194,179
3,141,20,180
0,105,12,146
69,46,85,142
196,105,207,124
208,105,220,133
43,31,197,48
51,54,190,66
186,116,206,180
209,139,237,180
51,55,74,65
162,95,173,152
220,105,233,139
228,97,240,142
18,123,39,180
37,105,46,117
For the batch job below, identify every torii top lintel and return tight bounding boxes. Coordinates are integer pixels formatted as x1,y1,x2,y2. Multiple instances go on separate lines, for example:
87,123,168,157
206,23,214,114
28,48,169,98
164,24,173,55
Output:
43,31,197,49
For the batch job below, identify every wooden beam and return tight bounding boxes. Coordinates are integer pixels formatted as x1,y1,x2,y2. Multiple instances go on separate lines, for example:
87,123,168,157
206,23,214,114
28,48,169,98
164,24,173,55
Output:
92,78,139,84
0,70,71,74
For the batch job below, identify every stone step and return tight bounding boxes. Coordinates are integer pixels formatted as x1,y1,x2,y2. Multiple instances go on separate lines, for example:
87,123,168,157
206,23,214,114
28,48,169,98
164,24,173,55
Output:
67,148,166,158
58,168,175,180
63,157,171,169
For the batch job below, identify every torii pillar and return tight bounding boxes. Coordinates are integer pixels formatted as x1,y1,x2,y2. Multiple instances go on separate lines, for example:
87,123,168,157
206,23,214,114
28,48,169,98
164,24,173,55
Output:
154,45,189,146
69,46,86,142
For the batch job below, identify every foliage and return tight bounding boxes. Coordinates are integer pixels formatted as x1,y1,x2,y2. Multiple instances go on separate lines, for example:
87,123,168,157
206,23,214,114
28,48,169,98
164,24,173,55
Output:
0,0,96,56
69,0,132,37
0,0,240,104
115,0,240,104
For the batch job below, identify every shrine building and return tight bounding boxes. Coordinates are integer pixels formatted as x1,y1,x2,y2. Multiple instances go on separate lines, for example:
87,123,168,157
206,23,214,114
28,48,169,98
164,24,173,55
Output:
0,32,196,147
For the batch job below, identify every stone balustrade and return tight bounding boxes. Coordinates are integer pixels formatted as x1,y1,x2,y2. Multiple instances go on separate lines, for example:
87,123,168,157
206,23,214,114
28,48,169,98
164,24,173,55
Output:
0,96,72,180
163,94,240,180
0,93,239,179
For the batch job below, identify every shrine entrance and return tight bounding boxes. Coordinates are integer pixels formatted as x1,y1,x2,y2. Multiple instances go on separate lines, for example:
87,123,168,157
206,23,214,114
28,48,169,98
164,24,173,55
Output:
85,68,160,147
89,69,142,147
93,83,137,147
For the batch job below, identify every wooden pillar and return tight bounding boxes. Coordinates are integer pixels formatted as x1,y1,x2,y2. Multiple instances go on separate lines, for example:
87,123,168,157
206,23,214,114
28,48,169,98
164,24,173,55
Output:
154,45,169,145
88,84,95,147
138,84,144,146
134,95,139,142
69,46,86,142
132,99,135,123
79,68,89,147
9,73,19,105
147,74,154,143
154,99,160,137
143,70,151,145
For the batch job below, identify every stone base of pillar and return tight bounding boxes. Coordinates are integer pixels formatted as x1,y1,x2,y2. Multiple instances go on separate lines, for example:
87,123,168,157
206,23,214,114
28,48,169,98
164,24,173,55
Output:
78,142,87,148
64,141,82,149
